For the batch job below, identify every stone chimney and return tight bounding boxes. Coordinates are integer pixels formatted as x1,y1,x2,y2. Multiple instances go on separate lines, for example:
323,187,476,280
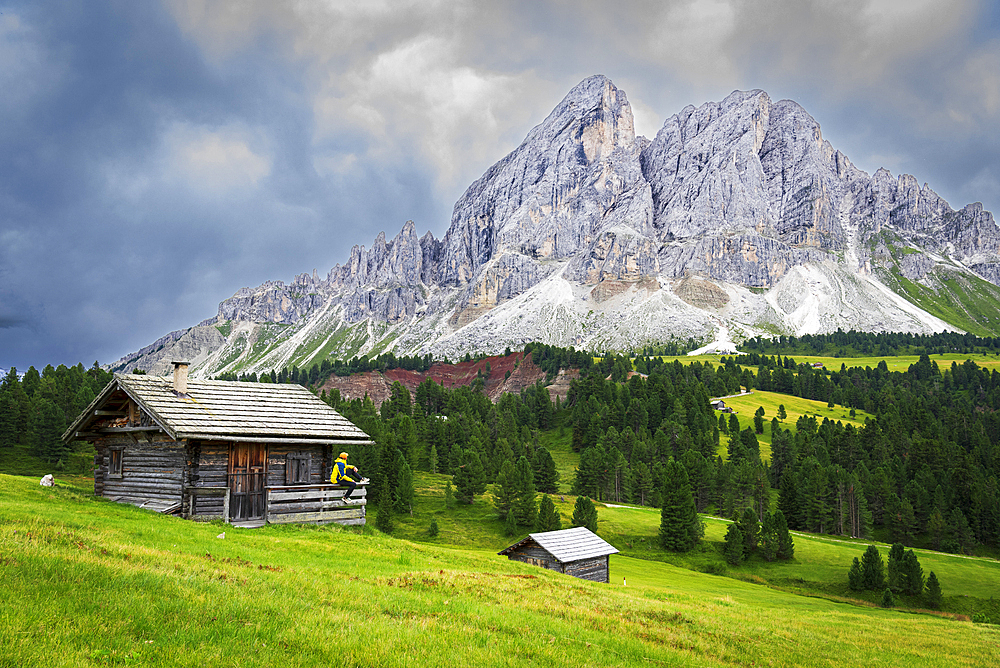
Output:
172,361,190,397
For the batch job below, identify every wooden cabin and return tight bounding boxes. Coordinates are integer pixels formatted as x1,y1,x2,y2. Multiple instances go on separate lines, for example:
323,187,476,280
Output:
498,526,619,583
62,362,373,527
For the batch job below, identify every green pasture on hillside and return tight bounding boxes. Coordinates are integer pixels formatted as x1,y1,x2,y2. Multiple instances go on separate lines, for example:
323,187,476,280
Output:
714,390,873,459
658,352,1000,373
2,474,998,667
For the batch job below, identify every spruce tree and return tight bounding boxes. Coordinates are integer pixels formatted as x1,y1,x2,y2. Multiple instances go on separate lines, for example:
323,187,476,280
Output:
724,523,744,565
532,447,560,494
571,496,598,533
901,549,924,596
375,488,394,533
774,509,794,560
926,508,946,550
737,507,760,555
860,545,885,591
428,519,439,537
659,459,702,552
0,393,17,448
513,455,537,527
492,459,518,520
880,588,895,608
35,398,66,463
444,480,455,509
759,511,778,562
536,495,561,532
887,543,905,592
924,571,942,609
504,509,518,536
454,450,485,504
395,458,414,514
848,557,863,591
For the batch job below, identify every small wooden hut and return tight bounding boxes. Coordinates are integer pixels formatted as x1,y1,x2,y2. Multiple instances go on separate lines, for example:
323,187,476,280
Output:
62,362,373,527
498,526,619,582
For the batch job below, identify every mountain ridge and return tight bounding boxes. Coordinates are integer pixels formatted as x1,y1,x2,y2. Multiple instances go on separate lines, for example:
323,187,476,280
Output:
110,75,1000,376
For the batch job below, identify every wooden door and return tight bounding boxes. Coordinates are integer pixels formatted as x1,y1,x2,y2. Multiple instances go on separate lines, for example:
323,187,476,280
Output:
229,443,267,521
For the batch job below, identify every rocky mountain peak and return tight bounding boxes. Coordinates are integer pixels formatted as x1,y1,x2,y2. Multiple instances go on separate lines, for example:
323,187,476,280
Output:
115,76,1000,378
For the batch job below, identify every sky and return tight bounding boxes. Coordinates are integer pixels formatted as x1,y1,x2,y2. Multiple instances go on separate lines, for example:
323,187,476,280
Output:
2,0,999,371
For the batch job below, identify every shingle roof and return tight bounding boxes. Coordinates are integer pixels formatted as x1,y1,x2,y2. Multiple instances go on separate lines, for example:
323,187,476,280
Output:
63,375,371,443
499,526,618,562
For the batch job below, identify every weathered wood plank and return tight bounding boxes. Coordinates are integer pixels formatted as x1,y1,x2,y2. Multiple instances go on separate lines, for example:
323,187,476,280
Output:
268,507,365,524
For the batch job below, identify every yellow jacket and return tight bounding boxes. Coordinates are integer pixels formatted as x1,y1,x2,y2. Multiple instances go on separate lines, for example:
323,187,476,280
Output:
331,456,358,484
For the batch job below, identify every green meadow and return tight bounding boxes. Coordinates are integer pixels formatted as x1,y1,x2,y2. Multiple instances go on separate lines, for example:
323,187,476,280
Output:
3,474,999,668
661,352,1000,373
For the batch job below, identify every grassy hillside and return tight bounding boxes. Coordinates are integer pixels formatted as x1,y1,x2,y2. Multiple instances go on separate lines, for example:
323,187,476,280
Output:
3,474,998,667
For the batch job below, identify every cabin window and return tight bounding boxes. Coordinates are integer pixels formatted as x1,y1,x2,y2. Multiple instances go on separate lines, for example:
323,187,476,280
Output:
108,447,124,479
286,453,311,484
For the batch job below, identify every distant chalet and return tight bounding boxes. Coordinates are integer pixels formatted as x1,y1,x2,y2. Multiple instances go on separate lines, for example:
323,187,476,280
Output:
499,527,619,583
63,362,372,527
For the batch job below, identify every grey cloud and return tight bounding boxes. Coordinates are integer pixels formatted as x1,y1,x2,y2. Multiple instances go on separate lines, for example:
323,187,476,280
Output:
2,0,999,369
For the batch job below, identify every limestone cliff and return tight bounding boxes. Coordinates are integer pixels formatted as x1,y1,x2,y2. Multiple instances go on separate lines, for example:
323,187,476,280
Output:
112,76,1000,377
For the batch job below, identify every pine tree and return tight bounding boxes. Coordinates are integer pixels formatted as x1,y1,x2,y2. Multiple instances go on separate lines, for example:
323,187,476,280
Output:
860,545,885,591
777,404,787,421
504,509,519,536
946,507,975,555
659,459,702,552
532,447,560,494
926,508,946,550
924,571,943,609
724,523,744,565
536,495,562,532
454,450,485,504
901,549,924,596
428,443,438,474
395,458,414,514
375,488,394,533
737,507,760,555
774,510,794,560
492,459,518,520
428,519,439,537
0,393,18,448
36,398,66,463
759,511,778,562
444,480,455,509
513,455,537,527
880,588,895,608
887,543,905,592
571,496,598,533
848,557,863,591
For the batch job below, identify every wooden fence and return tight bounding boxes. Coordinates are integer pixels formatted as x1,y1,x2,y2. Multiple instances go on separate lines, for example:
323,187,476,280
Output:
265,482,368,526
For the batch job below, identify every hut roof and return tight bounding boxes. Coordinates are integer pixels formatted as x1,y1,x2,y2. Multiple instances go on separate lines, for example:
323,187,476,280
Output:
499,526,619,563
63,374,371,444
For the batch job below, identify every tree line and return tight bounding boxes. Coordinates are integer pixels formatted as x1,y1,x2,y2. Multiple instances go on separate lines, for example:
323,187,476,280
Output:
0,363,114,465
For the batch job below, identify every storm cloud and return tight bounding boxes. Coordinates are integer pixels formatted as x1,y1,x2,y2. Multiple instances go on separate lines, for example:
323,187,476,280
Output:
2,0,999,369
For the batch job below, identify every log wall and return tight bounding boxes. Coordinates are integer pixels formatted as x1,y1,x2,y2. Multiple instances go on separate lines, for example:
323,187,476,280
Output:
94,436,185,508
504,545,610,582
564,555,610,583
503,544,565,573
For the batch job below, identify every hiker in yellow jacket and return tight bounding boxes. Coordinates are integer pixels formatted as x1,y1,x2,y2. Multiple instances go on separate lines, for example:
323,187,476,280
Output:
332,452,365,503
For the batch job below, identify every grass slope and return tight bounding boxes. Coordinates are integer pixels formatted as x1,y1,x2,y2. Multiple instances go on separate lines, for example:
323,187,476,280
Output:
3,474,998,667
